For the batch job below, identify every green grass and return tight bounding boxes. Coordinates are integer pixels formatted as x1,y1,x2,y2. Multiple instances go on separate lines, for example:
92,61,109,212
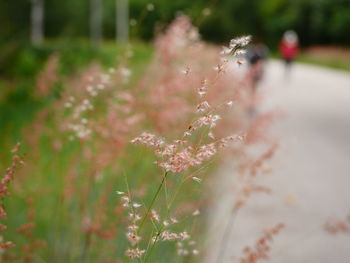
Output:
297,53,350,72
0,40,205,263
0,40,153,148
0,40,152,261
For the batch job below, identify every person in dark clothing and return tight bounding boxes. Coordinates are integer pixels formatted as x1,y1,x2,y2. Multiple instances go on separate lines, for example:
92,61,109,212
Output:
246,40,269,91
245,40,269,116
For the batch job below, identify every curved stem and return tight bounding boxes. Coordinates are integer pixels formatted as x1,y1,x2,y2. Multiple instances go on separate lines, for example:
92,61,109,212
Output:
216,206,238,263
139,171,168,231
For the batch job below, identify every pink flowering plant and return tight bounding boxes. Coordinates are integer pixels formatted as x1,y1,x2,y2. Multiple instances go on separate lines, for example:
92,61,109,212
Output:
0,15,281,263
114,16,255,262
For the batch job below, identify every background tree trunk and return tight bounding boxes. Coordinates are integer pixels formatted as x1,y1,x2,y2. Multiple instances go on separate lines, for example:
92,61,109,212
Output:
31,0,44,45
116,0,129,43
90,0,103,48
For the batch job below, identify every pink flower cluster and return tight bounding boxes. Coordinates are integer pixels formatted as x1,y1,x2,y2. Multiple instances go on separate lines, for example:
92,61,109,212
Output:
131,131,245,173
130,132,165,148
157,230,190,242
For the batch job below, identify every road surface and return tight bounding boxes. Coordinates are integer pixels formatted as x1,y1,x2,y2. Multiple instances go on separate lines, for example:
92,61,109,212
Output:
206,60,350,263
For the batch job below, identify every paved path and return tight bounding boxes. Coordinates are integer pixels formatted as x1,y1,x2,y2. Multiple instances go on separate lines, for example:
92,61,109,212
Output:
206,61,350,263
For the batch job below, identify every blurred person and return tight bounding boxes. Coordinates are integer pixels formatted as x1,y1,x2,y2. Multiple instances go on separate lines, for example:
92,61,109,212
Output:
245,39,269,115
246,39,269,91
280,30,299,77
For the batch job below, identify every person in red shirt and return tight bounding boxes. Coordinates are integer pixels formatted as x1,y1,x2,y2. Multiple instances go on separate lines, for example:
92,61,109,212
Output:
280,30,299,75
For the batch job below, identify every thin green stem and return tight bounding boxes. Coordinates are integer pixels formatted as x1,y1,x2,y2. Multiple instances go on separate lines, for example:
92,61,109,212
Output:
168,160,214,209
143,224,165,263
123,170,143,263
143,162,214,262
139,171,168,231
164,175,171,217
216,206,238,263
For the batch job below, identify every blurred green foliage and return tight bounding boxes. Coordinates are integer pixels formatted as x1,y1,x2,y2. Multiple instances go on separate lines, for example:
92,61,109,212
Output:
0,41,152,146
298,53,350,72
1,0,350,49
0,40,206,262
